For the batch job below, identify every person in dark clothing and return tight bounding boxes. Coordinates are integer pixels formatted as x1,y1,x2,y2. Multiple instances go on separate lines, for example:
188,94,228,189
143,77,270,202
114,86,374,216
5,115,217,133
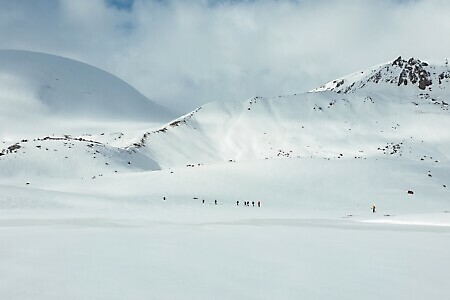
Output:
257,201,261,207
163,196,166,201
214,199,217,205
252,201,255,207
236,200,239,206
202,199,205,204
371,204,376,213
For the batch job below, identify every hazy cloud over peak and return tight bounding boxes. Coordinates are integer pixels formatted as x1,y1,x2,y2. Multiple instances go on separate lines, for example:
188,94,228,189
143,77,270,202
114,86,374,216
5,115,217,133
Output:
0,0,449,113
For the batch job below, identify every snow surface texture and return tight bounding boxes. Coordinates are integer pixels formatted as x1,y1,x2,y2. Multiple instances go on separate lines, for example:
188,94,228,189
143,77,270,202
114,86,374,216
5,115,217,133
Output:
1,52,450,299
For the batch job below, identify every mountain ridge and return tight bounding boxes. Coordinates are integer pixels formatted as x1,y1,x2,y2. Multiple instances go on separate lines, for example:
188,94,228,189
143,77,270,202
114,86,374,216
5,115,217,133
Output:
311,56,450,95
1,54,450,181
123,56,450,170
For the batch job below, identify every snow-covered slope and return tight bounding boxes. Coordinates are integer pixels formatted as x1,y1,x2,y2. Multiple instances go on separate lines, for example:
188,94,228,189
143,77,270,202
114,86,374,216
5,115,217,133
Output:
130,56,450,169
0,50,174,139
0,135,159,179
0,50,175,178
2,55,450,181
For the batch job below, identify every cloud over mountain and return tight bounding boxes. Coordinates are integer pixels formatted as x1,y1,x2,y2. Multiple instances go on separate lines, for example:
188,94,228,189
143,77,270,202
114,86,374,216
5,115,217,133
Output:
1,0,450,112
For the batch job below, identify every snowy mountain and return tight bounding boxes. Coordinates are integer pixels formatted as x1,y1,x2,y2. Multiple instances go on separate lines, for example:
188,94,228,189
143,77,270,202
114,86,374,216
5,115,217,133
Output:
0,50,175,139
2,54,450,300
0,50,175,178
2,55,450,180
312,56,450,96
129,56,450,170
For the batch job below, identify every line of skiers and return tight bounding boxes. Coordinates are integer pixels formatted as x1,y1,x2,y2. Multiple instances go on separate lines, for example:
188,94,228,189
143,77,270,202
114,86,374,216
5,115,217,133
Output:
165,196,375,213
236,200,261,207
164,196,262,207
200,199,262,207
165,196,374,212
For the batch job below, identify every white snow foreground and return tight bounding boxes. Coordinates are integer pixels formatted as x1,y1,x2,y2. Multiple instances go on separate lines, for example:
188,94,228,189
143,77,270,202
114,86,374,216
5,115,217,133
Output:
1,53,450,300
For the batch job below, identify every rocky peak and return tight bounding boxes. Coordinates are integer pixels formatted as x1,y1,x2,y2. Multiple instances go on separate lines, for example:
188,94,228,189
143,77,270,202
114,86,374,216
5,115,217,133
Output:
391,56,431,89
312,56,450,94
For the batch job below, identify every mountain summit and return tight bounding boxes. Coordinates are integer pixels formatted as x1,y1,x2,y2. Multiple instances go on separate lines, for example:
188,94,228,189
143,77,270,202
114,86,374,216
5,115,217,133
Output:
312,56,450,94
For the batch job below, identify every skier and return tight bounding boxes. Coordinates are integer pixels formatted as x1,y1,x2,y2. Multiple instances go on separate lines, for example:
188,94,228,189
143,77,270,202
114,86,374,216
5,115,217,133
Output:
202,199,205,204
236,200,239,206
215,199,218,205
258,201,261,207
371,204,376,213
252,201,255,207
163,196,166,201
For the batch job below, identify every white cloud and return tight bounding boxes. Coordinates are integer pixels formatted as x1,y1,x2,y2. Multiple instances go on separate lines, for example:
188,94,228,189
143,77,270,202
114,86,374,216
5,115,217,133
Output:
0,0,449,113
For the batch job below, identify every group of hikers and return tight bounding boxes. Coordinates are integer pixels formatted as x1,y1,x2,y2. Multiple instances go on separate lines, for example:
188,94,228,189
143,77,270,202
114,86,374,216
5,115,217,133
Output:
202,199,262,207
237,200,261,207
164,196,262,207
164,196,375,212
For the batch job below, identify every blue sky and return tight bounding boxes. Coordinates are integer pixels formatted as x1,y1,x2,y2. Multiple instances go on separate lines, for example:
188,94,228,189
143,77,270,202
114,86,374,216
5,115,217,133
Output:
105,0,134,10
0,0,449,112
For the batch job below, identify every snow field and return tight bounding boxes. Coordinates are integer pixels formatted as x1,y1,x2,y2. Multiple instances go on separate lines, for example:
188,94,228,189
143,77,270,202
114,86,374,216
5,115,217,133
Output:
1,217,449,300
1,51,450,299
